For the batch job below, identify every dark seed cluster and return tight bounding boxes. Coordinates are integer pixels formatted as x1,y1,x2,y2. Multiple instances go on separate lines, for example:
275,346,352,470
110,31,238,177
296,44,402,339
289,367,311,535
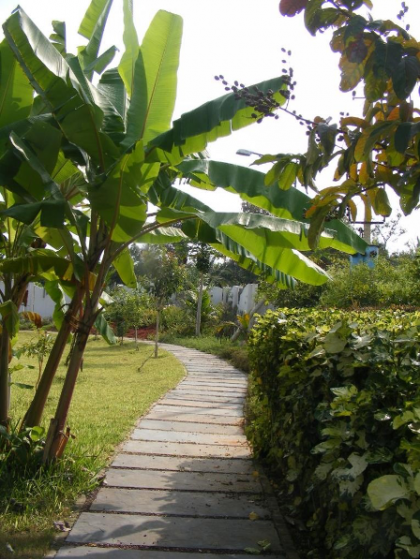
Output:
214,74,286,123
214,48,299,124
397,1,410,32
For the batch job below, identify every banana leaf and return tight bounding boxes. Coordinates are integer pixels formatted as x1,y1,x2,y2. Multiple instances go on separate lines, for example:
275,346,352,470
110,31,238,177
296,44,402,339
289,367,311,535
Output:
146,76,289,165
176,159,368,255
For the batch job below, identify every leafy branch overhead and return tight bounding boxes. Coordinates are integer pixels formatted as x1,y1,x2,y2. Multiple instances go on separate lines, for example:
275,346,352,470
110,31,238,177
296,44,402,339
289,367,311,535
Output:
272,0,420,247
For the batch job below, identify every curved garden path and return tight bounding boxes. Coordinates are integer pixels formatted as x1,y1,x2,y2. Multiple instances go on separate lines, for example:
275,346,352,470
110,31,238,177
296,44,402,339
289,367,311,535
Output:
56,344,297,559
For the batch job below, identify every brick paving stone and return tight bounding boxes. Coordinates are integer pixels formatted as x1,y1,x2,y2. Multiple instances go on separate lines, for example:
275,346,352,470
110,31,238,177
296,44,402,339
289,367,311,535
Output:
105,468,261,492
91,487,270,518
131,428,249,447
136,419,244,436
146,411,243,425
122,440,251,458
111,454,255,474
66,513,284,552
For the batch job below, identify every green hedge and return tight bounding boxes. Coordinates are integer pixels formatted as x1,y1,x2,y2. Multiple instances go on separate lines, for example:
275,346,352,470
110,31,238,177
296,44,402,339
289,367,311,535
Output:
247,308,420,558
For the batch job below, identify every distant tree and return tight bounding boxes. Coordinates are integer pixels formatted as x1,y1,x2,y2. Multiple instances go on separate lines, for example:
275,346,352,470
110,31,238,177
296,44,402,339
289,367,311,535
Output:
320,256,420,308
139,248,185,357
188,243,215,336
258,278,323,309
212,259,258,287
372,213,406,253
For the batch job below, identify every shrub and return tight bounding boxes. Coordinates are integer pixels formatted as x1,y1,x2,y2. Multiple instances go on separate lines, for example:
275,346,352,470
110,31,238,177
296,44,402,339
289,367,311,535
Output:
247,308,420,558
161,305,194,336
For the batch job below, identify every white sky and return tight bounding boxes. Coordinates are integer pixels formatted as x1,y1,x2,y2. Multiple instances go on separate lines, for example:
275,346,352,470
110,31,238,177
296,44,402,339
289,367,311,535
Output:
0,0,419,253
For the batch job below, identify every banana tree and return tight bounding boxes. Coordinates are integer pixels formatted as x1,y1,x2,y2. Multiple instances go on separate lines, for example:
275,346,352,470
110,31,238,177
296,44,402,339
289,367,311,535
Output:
0,0,366,461
0,35,84,427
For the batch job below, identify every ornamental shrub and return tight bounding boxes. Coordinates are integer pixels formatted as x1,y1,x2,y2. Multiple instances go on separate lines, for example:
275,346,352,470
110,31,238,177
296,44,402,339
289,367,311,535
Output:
247,308,420,558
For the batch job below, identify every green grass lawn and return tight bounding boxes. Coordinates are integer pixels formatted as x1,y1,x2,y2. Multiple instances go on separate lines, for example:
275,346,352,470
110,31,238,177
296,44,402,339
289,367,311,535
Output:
1,332,185,559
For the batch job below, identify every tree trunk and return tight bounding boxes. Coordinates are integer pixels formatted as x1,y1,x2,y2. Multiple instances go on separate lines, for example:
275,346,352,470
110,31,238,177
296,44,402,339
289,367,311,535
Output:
0,323,10,428
22,288,84,429
154,308,160,358
195,273,203,337
43,303,96,463
0,276,28,429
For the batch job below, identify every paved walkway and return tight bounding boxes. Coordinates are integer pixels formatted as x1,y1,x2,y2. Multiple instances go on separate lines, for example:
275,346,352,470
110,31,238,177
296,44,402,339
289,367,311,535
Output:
56,344,296,559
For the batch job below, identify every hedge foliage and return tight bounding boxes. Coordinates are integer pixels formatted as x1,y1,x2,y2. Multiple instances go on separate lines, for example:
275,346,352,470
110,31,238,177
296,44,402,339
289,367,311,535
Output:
247,308,420,558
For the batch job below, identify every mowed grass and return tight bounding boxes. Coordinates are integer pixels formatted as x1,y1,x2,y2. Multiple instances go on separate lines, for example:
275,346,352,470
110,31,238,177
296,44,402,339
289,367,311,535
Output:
1,332,185,559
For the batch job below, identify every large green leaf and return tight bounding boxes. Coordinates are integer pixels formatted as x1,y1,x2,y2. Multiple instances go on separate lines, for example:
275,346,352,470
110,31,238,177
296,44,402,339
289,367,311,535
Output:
123,10,183,148
78,0,114,80
182,219,296,289
83,46,117,77
95,69,126,144
154,183,331,285
88,146,159,242
147,76,289,164
50,21,66,55
3,131,67,227
44,280,68,329
0,250,73,282
0,300,19,337
198,211,335,252
136,226,189,244
0,39,33,129
176,160,368,255
201,212,331,285
367,475,410,510
118,0,139,96
112,246,136,288
79,0,112,39
94,312,116,344
98,68,126,120
3,8,119,169
11,122,62,199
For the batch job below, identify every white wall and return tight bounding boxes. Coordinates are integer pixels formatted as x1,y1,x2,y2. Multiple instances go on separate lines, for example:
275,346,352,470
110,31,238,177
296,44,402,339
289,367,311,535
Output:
0,282,64,319
1,281,261,319
209,284,259,314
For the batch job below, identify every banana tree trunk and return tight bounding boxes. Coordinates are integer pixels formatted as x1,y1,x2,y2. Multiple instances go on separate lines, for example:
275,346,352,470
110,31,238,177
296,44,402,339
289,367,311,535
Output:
43,299,97,463
0,276,24,429
22,287,84,429
0,323,10,428
154,307,160,359
195,273,203,337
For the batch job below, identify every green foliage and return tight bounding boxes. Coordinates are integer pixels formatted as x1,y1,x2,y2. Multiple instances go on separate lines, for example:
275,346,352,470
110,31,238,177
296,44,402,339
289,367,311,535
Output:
274,1,420,245
104,287,155,341
212,258,258,287
258,278,323,309
321,256,420,308
247,307,420,558
0,424,45,475
160,304,194,336
183,289,216,332
138,247,186,308
15,332,55,385
258,253,420,310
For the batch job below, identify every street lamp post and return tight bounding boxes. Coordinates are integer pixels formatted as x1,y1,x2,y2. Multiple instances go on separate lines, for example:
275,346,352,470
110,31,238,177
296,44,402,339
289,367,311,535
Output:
236,149,263,157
